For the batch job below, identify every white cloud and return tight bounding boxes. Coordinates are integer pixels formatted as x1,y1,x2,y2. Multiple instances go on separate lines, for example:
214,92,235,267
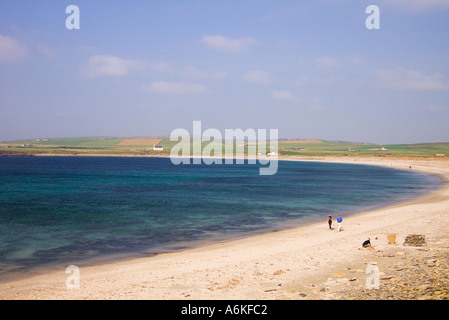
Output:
0,35,28,63
181,65,228,80
422,105,445,112
146,81,207,95
381,0,449,11
309,98,327,111
147,63,227,80
149,62,175,74
295,76,344,87
271,90,299,102
81,55,146,78
202,35,257,53
37,44,56,58
241,70,274,84
316,57,340,68
375,68,449,91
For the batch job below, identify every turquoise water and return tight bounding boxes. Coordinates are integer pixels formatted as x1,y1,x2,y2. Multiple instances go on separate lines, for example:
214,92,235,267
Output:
0,156,441,279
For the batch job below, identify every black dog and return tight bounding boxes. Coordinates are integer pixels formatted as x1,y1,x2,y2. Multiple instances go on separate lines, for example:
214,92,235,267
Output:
362,238,371,248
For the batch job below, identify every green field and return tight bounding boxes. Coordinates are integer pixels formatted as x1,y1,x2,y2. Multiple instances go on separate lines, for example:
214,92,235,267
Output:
0,137,170,156
1,136,448,158
279,140,449,158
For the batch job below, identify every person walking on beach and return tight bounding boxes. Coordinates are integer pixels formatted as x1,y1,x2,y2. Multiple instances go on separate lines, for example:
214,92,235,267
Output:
337,215,343,232
328,214,333,230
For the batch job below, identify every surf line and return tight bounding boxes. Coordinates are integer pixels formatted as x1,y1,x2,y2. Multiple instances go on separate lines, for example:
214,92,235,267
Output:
169,120,279,176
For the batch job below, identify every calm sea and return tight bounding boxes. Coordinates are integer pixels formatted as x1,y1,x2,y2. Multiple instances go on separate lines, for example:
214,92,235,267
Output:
0,156,441,280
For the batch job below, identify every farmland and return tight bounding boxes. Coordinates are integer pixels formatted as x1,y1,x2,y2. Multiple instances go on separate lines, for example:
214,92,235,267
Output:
0,136,448,159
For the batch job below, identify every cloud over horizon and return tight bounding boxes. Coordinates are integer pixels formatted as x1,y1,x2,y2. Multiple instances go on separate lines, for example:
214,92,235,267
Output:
80,55,147,78
422,105,446,112
202,35,257,53
0,35,28,63
145,81,207,95
316,57,340,68
375,68,449,91
271,90,300,102
241,70,274,85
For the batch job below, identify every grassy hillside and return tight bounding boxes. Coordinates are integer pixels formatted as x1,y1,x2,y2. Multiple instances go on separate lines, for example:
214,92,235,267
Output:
1,136,448,159
279,140,449,158
1,137,169,156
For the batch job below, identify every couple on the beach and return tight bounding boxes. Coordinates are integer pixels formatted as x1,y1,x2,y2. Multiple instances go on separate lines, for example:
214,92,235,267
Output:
328,214,342,232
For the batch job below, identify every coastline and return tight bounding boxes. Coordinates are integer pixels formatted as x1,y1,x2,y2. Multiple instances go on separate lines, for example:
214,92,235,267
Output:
0,156,448,300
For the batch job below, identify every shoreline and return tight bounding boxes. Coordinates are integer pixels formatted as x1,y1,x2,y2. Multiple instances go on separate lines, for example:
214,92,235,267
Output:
0,157,448,299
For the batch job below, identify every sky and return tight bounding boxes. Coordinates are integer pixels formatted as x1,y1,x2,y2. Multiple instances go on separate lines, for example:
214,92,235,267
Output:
0,0,448,144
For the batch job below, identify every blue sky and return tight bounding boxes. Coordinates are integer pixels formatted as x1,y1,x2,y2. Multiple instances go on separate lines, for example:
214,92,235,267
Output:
1,0,448,144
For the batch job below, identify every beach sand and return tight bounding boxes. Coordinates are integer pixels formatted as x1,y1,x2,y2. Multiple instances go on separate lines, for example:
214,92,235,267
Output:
0,157,448,300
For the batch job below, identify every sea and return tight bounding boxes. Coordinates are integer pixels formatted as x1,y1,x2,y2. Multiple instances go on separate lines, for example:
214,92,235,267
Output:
0,156,441,280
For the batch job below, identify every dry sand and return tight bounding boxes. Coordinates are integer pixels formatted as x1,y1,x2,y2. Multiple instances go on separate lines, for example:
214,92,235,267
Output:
0,157,448,300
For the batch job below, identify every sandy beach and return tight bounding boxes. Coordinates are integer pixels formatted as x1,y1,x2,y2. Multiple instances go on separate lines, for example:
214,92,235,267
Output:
0,157,448,300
